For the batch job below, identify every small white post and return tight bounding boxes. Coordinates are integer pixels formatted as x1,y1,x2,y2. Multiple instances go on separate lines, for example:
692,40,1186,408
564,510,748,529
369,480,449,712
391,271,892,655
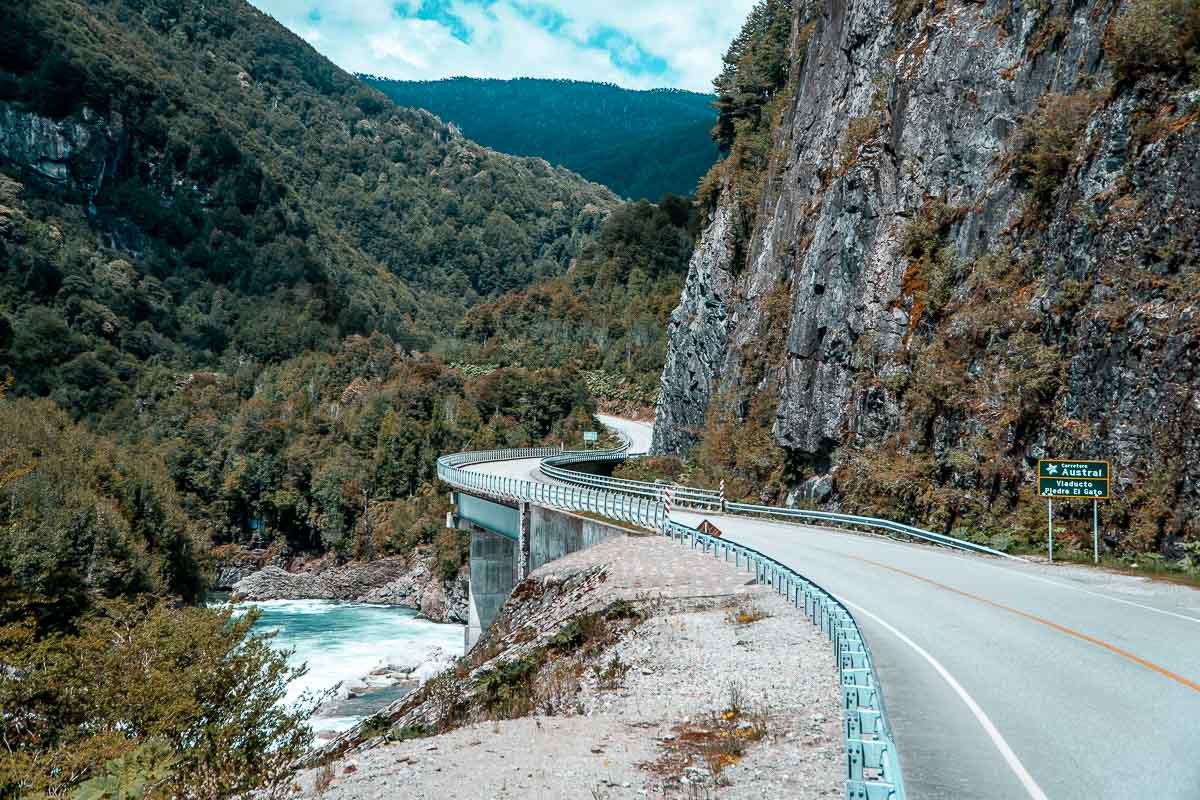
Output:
1093,500,1099,565
1047,498,1054,563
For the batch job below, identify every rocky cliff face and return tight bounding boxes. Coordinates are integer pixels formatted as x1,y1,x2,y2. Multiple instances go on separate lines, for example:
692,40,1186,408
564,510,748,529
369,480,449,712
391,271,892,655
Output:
0,103,117,197
655,0,1200,553
651,202,738,454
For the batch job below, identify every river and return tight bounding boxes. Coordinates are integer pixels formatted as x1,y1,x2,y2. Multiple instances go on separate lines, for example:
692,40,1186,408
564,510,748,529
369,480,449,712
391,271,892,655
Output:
232,599,464,737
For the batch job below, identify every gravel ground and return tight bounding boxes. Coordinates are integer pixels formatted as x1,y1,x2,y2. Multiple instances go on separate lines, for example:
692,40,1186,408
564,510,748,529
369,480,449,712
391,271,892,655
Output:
288,538,843,799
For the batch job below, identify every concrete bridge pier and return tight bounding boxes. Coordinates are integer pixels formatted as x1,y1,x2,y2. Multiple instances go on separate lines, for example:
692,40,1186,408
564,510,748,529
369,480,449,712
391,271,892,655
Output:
452,492,628,649
466,525,519,648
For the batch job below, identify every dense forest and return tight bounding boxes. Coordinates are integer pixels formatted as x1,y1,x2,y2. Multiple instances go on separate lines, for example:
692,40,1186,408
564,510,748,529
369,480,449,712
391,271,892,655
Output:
363,77,720,201
450,194,701,410
0,0,615,422
0,0,615,793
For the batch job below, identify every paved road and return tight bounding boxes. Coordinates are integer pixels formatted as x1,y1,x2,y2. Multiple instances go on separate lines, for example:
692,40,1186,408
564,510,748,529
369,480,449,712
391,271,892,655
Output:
596,413,652,454
466,417,1200,799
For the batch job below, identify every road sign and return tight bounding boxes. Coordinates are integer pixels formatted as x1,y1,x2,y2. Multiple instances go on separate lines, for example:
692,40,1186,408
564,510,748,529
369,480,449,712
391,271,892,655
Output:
1037,459,1110,499
1038,459,1112,564
583,431,598,442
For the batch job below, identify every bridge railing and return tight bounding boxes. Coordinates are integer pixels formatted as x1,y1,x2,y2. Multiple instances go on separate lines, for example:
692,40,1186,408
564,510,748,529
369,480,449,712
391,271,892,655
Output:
436,443,666,531
536,450,1018,561
436,442,906,799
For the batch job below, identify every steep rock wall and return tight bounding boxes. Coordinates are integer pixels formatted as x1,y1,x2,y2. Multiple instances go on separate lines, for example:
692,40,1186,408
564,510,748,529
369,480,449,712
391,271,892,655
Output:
656,0,1200,553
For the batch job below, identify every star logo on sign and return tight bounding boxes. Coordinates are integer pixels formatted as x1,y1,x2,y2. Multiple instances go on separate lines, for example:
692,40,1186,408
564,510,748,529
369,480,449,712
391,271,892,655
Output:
1047,464,1059,475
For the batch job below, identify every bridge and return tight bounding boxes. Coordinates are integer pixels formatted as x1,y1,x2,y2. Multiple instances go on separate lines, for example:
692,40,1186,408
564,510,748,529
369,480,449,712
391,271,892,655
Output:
437,415,1200,799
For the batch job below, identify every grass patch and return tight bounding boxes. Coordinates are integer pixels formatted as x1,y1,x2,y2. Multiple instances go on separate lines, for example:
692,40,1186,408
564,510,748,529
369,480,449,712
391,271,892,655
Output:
725,603,771,625
647,684,772,789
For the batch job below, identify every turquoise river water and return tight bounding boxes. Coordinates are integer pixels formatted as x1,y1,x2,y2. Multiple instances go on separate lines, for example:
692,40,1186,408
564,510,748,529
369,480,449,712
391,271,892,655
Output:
231,599,464,736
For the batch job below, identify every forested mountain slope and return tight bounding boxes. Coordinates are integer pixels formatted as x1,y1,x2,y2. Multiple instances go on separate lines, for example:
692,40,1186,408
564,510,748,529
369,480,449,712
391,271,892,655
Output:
0,5,614,791
450,194,701,410
655,0,1200,567
0,0,614,420
363,76,720,201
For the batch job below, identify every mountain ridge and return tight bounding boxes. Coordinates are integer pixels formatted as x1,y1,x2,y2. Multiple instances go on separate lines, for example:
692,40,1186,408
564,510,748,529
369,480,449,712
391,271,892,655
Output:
362,75,721,200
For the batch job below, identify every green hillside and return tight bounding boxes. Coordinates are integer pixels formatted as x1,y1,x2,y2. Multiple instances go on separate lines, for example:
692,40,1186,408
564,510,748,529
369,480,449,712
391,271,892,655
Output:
0,2,613,792
362,76,721,200
0,0,615,420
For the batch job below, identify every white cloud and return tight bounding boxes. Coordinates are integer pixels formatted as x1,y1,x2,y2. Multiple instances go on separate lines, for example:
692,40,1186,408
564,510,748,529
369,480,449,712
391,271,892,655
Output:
250,0,759,92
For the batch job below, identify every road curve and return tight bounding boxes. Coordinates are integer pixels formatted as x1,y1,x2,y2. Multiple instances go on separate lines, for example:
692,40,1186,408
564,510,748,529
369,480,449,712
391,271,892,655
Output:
466,417,1200,799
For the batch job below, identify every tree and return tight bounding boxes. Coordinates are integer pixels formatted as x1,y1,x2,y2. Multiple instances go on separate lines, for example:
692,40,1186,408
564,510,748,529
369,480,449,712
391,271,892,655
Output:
0,599,312,798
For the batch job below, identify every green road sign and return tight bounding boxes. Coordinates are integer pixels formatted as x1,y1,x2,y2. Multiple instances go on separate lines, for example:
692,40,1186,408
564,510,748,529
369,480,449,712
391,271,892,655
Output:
1037,459,1111,499
1038,477,1109,499
583,431,598,443
1037,459,1109,480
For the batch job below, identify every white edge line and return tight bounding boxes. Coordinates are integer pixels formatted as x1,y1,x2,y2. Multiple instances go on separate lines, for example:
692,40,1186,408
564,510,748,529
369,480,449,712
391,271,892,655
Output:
838,595,1050,800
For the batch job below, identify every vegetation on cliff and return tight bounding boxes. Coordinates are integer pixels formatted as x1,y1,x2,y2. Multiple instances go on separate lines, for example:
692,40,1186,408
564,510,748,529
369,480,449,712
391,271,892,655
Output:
698,0,796,256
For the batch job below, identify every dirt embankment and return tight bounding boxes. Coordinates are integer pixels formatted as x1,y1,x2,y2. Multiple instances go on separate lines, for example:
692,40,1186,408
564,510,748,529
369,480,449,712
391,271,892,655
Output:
287,536,842,798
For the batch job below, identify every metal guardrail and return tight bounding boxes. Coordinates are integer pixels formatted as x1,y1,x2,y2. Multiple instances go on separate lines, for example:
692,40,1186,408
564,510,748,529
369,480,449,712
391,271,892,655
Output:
436,441,909,798
665,521,905,800
436,443,666,531
538,448,1020,561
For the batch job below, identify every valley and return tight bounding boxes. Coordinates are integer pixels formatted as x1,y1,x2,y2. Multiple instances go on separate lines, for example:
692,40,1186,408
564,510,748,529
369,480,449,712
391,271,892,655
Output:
1,0,1198,796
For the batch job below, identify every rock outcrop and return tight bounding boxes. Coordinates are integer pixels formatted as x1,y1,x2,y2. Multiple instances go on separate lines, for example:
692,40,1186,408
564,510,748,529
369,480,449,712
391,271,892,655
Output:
655,0,1200,552
211,546,287,590
232,555,468,624
0,103,116,196
651,201,738,455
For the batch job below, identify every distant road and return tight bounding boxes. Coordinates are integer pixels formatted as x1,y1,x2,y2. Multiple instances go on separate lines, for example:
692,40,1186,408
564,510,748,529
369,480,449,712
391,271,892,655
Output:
595,414,652,454
470,416,1200,799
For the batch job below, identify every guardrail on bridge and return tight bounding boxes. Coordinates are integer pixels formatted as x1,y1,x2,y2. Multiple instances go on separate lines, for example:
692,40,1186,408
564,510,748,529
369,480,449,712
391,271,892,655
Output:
436,440,908,799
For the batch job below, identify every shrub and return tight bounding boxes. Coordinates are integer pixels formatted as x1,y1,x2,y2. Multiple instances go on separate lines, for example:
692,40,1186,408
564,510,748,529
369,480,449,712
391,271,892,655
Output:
1015,93,1095,209
0,599,313,798
1108,0,1200,83
840,115,882,173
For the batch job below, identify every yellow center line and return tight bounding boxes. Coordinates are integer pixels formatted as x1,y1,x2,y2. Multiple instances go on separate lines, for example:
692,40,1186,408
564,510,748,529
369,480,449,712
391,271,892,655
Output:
842,552,1200,694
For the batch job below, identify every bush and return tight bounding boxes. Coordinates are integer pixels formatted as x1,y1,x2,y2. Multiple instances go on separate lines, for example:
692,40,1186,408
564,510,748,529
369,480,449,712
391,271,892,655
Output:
1015,93,1094,209
0,599,313,798
840,115,882,173
1108,0,1200,83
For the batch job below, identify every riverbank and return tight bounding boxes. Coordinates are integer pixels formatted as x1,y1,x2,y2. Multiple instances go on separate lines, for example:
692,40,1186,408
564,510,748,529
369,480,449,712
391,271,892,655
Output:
225,548,468,625
286,536,842,798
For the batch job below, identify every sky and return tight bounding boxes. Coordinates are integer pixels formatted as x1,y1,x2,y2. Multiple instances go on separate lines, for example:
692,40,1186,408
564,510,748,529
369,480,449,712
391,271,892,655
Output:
249,0,758,93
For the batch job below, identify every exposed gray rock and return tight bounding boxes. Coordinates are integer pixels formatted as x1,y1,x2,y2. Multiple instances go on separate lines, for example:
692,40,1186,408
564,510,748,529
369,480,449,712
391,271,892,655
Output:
212,547,286,590
652,200,737,455
655,0,1200,545
0,103,116,196
232,555,468,624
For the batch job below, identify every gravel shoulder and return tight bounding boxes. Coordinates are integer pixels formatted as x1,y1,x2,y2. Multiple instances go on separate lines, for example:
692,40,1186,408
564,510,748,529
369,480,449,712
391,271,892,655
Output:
287,536,843,799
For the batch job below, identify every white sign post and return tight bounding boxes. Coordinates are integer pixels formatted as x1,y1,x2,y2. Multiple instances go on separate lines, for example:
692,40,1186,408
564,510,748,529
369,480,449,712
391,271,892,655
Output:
1039,459,1110,565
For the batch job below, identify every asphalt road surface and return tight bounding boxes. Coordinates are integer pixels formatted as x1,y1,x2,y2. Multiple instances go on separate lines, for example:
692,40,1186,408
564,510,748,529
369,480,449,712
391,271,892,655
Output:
466,417,1200,799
